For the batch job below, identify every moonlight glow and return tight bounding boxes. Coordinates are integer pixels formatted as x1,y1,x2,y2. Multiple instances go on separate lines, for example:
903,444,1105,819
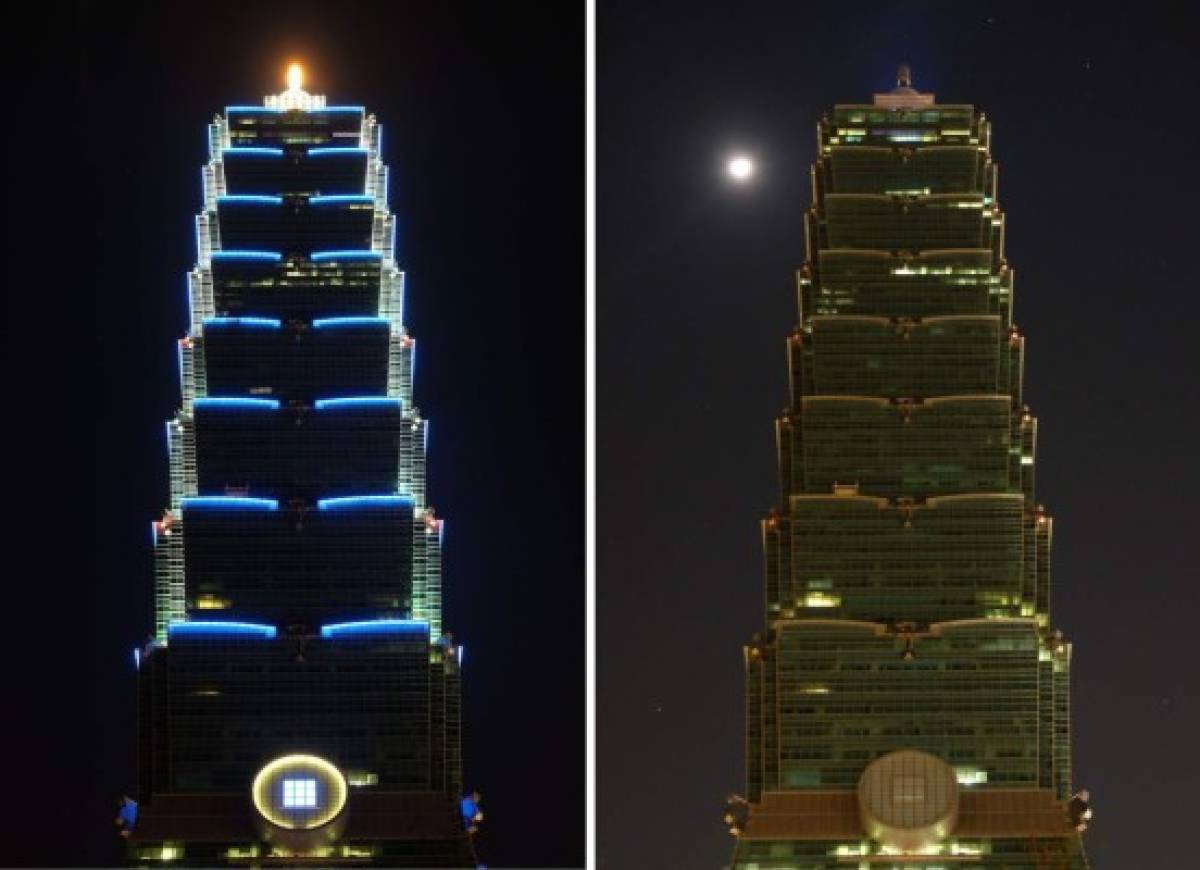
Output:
727,155,756,182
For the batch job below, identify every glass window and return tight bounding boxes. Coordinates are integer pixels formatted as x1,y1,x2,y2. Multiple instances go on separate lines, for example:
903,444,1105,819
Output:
282,777,317,808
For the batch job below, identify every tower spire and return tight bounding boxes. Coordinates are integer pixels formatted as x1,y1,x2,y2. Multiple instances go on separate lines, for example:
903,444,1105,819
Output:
873,64,934,107
264,62,326,111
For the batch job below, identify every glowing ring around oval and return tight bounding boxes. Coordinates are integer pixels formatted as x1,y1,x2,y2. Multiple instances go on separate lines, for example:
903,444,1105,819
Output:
251,753,348,831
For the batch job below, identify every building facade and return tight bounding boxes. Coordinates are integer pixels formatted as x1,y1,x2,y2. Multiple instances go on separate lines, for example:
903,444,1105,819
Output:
127,75,476,865
724,70,1092,869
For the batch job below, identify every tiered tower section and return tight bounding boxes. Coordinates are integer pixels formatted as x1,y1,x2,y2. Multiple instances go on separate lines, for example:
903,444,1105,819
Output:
725,71,1091,869
129,76,475,866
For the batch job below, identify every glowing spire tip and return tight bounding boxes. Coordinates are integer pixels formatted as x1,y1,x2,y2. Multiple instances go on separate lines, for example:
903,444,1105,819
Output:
264,63,325,111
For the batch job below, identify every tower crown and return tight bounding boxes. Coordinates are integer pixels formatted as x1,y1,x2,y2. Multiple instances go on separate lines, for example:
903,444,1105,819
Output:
265,63,326,111
873,63,934,108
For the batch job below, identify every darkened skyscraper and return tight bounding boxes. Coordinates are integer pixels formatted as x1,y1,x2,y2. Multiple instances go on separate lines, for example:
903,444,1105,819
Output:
126,71,476,865
723,70,1091,868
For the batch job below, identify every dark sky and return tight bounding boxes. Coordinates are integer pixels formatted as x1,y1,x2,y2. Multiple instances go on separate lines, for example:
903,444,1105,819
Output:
599,2,1198,868
4,2,581,866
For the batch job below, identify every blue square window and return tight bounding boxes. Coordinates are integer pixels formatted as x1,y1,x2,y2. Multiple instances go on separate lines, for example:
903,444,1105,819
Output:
282,777,317,808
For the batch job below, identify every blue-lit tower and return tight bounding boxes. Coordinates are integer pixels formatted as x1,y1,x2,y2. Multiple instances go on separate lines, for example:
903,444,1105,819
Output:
126,70,477,865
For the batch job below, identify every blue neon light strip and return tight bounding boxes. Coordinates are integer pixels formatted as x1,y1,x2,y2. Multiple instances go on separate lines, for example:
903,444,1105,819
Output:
225,106,363,115
222,146,284,157
218,194,283,205
316,495,413,511
211,251,283,262
314,397,401,411
320,619,429,639
311,316,389,329
182,496,279,511
204,316,282,329
168,621,277,639
194,397,281,410
306,146,369,157
311,250,381,262
309,194,374,206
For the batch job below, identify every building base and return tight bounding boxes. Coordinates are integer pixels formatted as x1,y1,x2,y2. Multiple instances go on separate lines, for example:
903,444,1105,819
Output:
731,788,1088,869
127,791,476,867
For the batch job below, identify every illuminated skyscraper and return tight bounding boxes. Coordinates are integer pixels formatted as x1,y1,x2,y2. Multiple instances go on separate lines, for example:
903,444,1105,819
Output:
723,69,1092,868
126,71,477,865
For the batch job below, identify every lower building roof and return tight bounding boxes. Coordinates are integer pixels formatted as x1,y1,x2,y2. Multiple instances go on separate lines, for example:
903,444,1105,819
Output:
741,788,1075,840
128,790,464,843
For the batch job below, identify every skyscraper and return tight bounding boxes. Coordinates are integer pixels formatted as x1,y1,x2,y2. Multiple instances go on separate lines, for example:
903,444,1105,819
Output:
126,70,477,865
723,70,1092,868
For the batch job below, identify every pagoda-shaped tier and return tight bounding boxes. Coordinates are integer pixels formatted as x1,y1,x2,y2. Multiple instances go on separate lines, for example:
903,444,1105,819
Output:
222,147,370,195
215,194,378,253
180,400,425,502
200,255,399,321
801,249,1013,321
189,317,406,404
776,396,1034,499
791,316,1023,401
762,494,1048,624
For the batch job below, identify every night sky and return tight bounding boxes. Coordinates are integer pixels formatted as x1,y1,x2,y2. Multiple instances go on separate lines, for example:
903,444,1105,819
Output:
5,2,581,867
6,2,1199,868
599,3,1198,868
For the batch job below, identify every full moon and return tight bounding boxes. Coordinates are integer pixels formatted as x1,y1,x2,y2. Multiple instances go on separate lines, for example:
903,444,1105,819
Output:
727,155,756,182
